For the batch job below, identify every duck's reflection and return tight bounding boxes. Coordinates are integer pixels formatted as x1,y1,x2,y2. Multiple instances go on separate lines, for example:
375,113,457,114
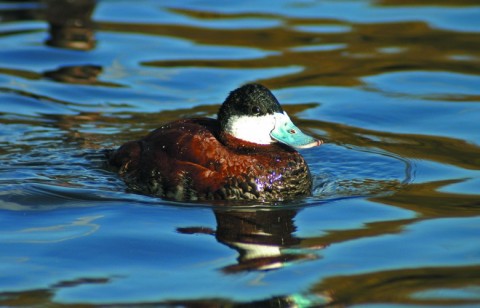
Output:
178,208,318,273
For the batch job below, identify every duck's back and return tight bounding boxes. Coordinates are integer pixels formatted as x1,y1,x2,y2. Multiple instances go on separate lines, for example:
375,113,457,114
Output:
108,118,312,201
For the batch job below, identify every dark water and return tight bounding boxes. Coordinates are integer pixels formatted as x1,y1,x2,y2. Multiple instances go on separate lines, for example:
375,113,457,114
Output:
1,0,480,306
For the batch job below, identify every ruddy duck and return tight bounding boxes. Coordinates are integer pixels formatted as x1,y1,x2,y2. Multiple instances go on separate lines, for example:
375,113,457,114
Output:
107,83,322,201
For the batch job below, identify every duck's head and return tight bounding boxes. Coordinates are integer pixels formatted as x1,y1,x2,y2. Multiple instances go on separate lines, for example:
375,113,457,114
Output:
218,83,322,149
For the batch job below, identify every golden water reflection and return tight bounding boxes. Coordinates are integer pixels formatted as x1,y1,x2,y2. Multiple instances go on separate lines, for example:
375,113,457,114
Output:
97,12,480,89
312,265,480,306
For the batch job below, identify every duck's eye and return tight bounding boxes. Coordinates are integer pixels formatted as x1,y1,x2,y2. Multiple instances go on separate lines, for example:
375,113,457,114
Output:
251,106,261,114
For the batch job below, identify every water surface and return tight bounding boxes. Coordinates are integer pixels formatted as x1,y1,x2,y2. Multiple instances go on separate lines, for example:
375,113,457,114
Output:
1,0,479,306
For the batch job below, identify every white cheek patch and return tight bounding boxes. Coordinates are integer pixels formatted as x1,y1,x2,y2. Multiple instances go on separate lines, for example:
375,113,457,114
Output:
224,114,276,145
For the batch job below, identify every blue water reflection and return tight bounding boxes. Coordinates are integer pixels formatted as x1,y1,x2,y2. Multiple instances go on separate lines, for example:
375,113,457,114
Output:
1,0,479,306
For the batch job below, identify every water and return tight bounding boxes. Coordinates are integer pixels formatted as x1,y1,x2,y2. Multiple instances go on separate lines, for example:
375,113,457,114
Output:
1,0,479,306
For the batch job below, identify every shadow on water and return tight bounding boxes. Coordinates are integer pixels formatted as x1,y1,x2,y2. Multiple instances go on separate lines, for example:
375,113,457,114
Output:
1,0,480,307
